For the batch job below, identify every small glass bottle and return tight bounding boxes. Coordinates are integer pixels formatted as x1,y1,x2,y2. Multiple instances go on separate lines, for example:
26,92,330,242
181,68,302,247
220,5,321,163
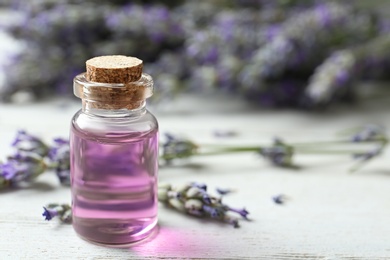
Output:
70,56,158,245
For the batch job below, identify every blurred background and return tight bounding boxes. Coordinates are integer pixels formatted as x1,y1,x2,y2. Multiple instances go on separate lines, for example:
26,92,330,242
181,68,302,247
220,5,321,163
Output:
0,0,389,110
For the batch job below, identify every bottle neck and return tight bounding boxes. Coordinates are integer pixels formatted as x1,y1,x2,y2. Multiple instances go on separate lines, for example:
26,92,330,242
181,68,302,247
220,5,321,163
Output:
82,100,147,117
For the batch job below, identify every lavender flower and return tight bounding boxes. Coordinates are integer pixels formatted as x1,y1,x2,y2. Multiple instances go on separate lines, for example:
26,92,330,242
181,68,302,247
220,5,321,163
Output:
351,125,386,143
158,182,248,228
353,146,383,162
11,130,49,157
41,204,72,223
304,50,355,106
259,138,294,167
186,185,212,205
161,133,198,163
225,206,249,219
42,207,58,221
242,2,376,81
216,187,234,195
191,182,207,191
0,152,46,188
48,138,70,185
349,143,386,172
305,35,390,107
272,194,287,205
201,204,224,218
350,133,387,172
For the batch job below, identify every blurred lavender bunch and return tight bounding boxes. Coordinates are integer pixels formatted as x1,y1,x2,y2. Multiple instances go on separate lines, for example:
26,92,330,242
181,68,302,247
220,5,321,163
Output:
0,131,70,189
1,0,390,108
305,35,390,106
1,1,184,101
243,2,376,80
158,182,249,228
239,2,378,106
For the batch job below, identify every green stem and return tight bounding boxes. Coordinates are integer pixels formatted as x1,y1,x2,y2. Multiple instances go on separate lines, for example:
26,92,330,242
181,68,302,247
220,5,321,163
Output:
295,149,366,155
200,138,387,149
163,147,374,158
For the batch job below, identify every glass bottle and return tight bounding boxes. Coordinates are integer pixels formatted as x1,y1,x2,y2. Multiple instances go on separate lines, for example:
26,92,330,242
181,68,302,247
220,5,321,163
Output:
70,56,158,245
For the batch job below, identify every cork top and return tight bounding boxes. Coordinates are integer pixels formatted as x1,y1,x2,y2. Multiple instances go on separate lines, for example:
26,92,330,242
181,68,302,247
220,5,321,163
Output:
86,55,143,83
74,55,153,110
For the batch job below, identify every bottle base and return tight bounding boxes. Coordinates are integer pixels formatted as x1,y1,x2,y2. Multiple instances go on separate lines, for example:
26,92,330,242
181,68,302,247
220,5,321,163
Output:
73,217,158,247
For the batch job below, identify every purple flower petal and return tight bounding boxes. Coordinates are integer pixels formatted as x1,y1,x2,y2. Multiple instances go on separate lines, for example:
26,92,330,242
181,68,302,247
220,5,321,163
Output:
42,207,58,221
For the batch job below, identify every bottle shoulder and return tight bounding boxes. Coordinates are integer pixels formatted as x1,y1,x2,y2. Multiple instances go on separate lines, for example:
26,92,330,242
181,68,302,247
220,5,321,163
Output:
71,109,158,139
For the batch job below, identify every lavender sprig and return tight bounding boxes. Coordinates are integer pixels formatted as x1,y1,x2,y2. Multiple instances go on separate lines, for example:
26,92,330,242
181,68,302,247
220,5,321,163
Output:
351,125,387,143
161,133,199,164
11,130,49,157
259,138,294,167
158,182,249,228
0,152,46,189
161,130,387,171
42,204,72,223
305,35,390,106
242,2,377,82
348,125,388,172
0,131,71,189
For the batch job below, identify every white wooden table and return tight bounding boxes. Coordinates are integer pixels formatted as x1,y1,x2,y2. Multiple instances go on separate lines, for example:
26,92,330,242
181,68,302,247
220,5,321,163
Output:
0,94,390,259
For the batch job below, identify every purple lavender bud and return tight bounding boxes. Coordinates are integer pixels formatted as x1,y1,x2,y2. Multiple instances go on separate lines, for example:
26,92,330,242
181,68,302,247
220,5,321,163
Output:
159,182,248,227
353,146,382,162
259,138,294,167
11,130,49,157
0,162,18,181
42,204,72,223
202,194,212,205
1,152,46,187
351,125,385,143
202,205,224,219
272,194,287,205
216,187,234,195
191,182,207,191
226,207,249,219
161,133,198,163
42,207,58,221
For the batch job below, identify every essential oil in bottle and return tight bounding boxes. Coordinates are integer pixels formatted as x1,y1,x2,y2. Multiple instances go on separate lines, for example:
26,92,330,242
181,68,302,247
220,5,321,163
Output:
70,55,158,245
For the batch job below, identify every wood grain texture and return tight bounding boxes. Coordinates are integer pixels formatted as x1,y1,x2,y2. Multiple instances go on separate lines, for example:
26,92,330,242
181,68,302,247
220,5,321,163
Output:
1,94,390,259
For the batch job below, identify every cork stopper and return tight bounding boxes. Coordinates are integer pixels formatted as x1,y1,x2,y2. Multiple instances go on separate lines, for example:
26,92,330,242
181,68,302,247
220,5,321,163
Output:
74,55,153,110
86,55,143,83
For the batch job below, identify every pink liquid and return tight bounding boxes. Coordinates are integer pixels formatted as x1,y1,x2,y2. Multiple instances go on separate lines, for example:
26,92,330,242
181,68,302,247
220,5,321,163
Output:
70,128,158,245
